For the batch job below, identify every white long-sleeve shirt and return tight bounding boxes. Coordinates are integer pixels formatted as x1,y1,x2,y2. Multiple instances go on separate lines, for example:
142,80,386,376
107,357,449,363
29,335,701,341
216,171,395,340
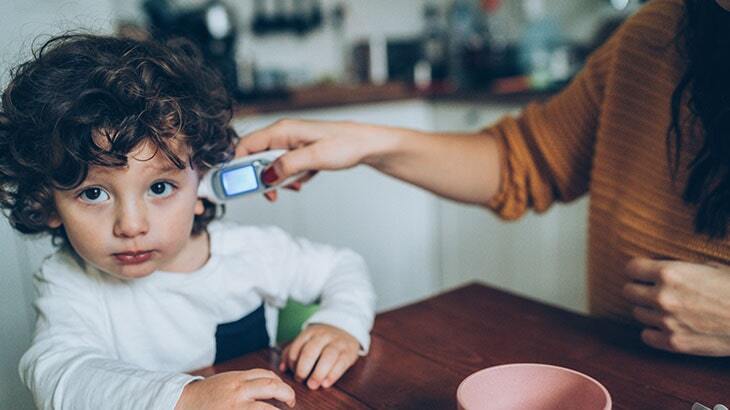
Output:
19,221,376,410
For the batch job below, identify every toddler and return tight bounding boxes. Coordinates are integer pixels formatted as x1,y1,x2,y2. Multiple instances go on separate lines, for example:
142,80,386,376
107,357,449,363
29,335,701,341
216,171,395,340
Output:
0,34,375,410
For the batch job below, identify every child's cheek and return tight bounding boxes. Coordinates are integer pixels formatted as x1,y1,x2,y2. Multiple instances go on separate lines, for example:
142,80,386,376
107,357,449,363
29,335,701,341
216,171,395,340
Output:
156,195,198,240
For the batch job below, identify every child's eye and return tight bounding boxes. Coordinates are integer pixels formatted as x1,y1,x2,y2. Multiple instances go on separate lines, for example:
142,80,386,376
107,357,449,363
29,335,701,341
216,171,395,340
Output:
149,181,175,198
79,187,110,203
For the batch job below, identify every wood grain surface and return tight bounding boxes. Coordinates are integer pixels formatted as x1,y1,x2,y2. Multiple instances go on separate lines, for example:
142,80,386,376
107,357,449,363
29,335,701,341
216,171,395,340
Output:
193,283,730,409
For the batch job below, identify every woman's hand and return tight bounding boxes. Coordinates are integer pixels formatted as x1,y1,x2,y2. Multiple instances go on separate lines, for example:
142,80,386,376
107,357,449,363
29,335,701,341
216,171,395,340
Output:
278,323,361,390
175,369,295,410
236,119,392,200
623,258,730,356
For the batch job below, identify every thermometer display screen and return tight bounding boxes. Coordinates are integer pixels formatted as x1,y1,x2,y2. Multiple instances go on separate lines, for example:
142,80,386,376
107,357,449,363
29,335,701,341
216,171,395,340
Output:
221,164,259,196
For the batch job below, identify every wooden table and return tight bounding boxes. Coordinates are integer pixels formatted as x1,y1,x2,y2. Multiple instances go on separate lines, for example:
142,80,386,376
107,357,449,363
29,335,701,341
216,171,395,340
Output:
194,283,730,409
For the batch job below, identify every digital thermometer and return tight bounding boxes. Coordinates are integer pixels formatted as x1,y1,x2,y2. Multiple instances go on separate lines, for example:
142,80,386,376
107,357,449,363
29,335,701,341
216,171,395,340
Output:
198,149,302,203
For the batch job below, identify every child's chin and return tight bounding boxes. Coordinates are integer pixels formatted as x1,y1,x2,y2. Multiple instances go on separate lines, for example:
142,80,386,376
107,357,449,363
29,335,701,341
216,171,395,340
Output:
106,265,157,280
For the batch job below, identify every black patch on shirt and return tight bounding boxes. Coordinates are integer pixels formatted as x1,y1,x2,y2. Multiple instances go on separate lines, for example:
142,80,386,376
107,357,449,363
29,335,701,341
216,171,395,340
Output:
214,304,270,364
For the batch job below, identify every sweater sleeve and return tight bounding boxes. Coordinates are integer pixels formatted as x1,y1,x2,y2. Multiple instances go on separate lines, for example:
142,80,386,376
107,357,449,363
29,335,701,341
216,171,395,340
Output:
251,226,376,354
485,24,618,219
18,254,200,410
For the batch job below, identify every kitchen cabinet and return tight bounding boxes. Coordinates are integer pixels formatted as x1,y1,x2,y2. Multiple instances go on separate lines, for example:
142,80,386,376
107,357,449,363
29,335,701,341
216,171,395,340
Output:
432,102,588,313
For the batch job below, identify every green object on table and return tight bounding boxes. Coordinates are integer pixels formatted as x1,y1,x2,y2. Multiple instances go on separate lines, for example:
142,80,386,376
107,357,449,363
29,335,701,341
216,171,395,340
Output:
276,300,319,344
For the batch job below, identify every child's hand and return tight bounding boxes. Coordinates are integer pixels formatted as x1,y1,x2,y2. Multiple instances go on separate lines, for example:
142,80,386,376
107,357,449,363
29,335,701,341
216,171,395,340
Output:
279,323,360,390
175,369,295,410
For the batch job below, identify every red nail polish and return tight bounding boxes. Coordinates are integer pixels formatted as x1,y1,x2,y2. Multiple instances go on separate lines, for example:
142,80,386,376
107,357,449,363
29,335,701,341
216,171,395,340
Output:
261,167,278,185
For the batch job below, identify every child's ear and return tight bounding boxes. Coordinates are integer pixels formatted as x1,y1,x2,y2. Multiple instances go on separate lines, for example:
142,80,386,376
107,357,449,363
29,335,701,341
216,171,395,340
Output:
47,214,62,228
194,199,205,216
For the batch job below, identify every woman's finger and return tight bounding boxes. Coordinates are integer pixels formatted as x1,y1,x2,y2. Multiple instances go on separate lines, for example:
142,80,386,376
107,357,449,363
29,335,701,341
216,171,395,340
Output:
638,328,726,356
269,146,320,181
625,257,666,283
623,282,661,309
632,306,682,332
237,119,324,157
640,328,675,352
264,190,277,202
626,258,702,284
236,122,290,156
283,170,319,188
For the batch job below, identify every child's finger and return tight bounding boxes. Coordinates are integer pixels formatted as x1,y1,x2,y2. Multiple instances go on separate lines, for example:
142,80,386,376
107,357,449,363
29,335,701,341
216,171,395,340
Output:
247,403,281,410
240,369,281,381
294,337,330,381
285,332,314,372
279,346,291,372
322,353,357,388
239,377,296,408
306,345,340,390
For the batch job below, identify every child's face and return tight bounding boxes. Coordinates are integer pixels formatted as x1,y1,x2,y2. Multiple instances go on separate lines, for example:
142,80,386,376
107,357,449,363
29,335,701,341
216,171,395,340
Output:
48,141,207,279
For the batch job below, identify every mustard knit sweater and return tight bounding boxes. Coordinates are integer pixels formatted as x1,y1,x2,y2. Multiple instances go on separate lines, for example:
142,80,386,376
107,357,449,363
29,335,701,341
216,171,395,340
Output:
486,0,729,320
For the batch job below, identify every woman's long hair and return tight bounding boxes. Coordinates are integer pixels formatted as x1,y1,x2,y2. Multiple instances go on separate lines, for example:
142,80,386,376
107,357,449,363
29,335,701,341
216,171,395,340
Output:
669,0,730,239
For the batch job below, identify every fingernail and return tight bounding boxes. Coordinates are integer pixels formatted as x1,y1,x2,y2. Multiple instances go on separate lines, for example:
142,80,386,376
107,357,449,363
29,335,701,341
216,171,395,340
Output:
308,380,319,390
261,167,278,185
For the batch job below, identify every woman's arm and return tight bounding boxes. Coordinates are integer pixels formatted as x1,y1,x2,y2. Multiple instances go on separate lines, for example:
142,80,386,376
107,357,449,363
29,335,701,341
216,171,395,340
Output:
237,120,502,206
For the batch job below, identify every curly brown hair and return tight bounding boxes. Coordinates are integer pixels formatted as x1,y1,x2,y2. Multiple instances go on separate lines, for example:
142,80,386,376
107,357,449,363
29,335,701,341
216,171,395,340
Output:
0,33,238,242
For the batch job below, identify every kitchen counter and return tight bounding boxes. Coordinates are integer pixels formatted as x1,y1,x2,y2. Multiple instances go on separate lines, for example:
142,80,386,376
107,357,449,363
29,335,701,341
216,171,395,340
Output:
233,82,559,116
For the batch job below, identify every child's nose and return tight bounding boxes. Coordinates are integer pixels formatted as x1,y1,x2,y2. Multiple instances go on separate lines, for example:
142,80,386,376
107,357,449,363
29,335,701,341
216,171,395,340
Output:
113,201,149,238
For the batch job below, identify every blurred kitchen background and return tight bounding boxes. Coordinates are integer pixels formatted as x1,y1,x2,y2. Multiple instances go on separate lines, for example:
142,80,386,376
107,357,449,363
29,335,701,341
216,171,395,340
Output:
0,0,642,408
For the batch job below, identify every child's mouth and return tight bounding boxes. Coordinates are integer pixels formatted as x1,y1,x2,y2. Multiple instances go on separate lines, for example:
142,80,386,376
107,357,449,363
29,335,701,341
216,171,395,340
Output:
113,251,153,265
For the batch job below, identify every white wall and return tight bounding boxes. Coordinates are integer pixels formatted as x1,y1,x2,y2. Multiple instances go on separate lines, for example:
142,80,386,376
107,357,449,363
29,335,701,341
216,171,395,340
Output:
0,0,115,85
0,2,115,407
0,219,35,410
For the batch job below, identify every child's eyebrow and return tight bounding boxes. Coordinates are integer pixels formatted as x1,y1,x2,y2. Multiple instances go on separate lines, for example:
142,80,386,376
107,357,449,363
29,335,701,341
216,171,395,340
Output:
150,163,185,174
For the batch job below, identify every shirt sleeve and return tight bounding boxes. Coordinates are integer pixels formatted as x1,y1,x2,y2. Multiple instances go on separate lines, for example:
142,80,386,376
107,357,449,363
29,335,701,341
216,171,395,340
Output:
485,24,618,220
18,254,201,410
251,226,376,354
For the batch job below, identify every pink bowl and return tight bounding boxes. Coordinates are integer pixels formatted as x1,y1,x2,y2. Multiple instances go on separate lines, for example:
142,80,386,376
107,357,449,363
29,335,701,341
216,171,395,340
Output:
457,363,611,410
